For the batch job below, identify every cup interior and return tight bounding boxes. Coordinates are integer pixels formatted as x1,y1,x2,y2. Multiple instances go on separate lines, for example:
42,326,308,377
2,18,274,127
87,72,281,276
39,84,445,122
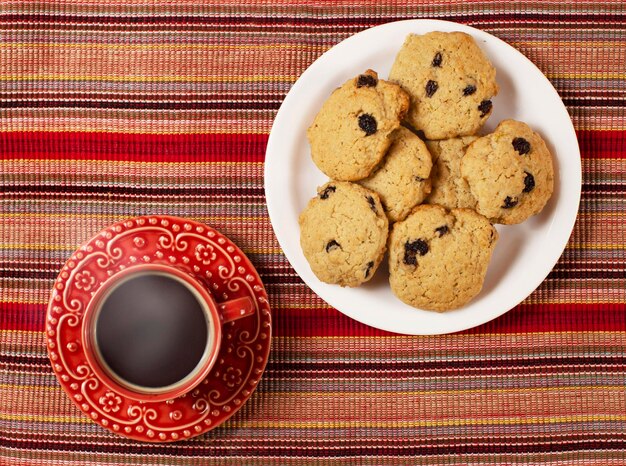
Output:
83,265,221,401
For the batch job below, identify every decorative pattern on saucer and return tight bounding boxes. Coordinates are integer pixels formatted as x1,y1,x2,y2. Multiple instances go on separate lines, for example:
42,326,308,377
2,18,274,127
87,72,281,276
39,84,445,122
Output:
45,216,271,442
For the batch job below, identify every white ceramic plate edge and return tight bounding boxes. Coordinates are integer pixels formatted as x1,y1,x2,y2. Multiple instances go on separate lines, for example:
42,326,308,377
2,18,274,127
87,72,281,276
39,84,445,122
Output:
265,19,581,335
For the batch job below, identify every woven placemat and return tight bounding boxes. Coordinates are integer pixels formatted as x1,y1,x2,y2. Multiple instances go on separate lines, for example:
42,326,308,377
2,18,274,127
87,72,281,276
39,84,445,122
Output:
1,1,625,464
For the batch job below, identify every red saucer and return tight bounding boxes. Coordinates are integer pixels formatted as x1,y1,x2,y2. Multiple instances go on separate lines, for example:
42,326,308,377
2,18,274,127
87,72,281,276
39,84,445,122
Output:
45,216,271,442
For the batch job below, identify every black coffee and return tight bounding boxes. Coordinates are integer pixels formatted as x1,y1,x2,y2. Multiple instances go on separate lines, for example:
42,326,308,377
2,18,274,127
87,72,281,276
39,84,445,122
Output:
95,273,209,389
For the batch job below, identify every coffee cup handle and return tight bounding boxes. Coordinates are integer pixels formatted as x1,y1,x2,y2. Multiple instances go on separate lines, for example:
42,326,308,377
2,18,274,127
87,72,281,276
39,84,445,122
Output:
216,296,256,324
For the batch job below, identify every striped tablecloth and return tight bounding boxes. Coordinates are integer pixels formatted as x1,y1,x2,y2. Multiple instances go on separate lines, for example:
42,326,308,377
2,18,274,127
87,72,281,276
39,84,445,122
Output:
1,1,625,465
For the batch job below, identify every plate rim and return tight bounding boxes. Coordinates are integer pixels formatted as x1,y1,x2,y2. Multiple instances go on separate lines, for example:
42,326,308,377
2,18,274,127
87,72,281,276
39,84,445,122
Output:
264,19,581,335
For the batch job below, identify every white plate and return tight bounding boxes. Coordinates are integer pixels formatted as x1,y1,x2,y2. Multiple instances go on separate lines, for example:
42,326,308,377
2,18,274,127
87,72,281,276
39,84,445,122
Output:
264,19,581,335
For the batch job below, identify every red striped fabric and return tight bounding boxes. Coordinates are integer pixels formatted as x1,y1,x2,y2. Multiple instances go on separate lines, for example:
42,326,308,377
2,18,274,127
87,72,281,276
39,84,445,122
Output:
3,302,626,335
1,130,625,160
1,1,625,464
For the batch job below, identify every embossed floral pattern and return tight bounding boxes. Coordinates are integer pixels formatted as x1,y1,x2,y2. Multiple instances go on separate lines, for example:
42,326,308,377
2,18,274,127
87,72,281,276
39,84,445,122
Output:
48,216,271,442
223,367,243,388
99,391,122,413
195,244,216,265
74,271,96,291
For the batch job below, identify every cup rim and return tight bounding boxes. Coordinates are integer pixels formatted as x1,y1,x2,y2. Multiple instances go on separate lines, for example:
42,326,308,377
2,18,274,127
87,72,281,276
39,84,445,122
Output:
82,263,222,402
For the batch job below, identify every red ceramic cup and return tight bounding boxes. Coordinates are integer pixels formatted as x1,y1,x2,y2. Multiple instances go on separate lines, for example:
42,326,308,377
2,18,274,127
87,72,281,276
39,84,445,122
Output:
81,263,255,403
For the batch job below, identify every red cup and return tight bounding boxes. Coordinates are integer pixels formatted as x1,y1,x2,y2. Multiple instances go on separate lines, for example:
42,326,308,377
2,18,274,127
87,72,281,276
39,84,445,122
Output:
82,263,255,402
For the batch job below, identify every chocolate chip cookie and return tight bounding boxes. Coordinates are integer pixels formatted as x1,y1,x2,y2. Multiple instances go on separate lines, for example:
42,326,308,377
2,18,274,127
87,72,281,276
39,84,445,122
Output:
425,136,478,210
307,70,410,181
359,126,433,222
461,119,554,224
388,204,498,311
299,181,389,287
389,32,498,140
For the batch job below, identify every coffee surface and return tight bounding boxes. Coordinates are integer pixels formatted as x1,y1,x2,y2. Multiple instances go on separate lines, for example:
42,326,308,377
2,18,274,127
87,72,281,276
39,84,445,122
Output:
95,273,209,389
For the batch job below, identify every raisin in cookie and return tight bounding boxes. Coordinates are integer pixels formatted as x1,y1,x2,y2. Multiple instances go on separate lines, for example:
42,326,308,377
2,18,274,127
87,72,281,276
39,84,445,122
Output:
389,205,497,311
461,120,554,224
425,136,478,210
307,70,410,181
389,32,498,140
299,181,388,287
359,126,433,222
